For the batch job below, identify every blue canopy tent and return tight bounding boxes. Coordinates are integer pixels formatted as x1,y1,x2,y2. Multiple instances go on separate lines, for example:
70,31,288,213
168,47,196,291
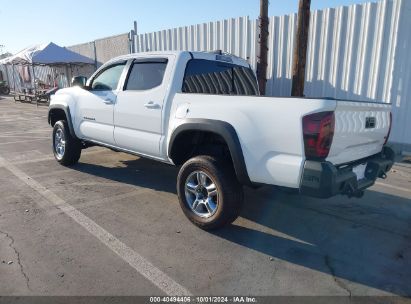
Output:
0,42,94,104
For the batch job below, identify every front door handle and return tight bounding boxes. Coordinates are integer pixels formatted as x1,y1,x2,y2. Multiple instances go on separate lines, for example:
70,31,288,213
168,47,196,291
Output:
144,101,160,109
104,98,114,104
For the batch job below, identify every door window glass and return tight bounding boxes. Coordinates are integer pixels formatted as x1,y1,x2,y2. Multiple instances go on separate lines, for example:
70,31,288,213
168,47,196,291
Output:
91,62,126,91
125,61,167,91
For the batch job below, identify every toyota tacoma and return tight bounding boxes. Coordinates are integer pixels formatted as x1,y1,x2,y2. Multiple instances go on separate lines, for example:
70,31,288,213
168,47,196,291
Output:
48,51,394,229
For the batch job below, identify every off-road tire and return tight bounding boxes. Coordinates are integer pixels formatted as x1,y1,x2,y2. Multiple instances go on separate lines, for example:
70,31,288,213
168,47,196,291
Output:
52,120,81,166
177,155,244,230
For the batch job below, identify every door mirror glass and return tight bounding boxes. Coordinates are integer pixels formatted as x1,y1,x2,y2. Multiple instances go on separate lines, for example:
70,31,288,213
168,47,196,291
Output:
71,76,88,88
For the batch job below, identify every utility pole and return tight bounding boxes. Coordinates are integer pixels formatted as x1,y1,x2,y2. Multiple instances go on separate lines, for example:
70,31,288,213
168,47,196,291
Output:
291,0,311,97
256,0,269,95
129,21,138,54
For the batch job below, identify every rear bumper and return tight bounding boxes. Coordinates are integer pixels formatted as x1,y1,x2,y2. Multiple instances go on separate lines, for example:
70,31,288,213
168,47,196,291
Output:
300,146,395,198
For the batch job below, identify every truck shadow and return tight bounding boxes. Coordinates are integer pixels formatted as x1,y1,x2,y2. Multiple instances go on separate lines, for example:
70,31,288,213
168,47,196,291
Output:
75,155,178,194
215,187,411,296
73,156,411,296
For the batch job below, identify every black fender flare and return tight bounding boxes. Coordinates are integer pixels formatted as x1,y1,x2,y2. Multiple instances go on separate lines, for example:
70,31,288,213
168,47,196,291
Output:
48,104,77,139
169,119,252,186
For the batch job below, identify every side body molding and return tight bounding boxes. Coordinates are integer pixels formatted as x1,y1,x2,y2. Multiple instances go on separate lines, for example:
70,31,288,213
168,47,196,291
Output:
169,119,252,186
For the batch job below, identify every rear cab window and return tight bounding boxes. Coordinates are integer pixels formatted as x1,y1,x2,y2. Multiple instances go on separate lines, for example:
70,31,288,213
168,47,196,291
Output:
182,59,259,96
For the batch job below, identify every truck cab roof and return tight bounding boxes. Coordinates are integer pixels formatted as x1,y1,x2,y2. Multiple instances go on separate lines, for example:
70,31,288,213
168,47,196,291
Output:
105,50,251,69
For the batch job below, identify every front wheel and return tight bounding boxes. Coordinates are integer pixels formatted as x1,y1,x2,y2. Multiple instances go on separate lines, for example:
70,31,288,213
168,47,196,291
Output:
177,155,244,230
52,120,82,166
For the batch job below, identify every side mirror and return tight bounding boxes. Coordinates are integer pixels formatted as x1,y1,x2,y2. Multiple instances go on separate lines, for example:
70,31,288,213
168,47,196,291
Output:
71,76,88,88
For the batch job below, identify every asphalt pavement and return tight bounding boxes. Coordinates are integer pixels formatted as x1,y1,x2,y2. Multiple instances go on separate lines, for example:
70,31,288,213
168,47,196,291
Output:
0,96,410,299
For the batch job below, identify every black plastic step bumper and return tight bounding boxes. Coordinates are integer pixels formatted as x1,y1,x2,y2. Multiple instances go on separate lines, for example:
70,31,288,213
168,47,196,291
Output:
300,146,395,198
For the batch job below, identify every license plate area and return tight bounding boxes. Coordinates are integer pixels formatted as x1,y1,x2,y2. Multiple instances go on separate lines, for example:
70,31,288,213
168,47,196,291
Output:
352,163,367,181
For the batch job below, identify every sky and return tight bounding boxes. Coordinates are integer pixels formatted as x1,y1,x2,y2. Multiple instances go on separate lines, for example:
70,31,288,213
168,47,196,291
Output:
0,0,374,54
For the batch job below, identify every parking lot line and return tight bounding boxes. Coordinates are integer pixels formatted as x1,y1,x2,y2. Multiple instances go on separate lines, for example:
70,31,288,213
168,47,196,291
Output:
0,135,49,139
0,138,48,145
0,129,51,135
0,148,107,166
0,155,192,296
46,189,152,216
375,181,411,194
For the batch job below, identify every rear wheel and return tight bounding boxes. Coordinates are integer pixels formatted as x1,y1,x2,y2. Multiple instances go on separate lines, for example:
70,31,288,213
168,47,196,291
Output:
177,155,243,230
52,120,81,166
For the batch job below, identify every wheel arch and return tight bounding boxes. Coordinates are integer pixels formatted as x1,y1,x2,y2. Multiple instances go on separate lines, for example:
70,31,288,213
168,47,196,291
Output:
168,119,251,186
48,104,77,139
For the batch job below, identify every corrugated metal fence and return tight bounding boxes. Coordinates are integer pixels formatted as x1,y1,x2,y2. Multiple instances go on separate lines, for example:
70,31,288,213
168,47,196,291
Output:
128,0,410,148
62,0,411,148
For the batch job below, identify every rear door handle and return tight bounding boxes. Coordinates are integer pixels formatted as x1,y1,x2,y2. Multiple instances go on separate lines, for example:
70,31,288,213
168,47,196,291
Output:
144,101,160,109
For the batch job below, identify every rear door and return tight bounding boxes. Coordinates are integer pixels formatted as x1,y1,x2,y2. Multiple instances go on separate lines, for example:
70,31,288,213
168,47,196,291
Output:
76,61,126,145
114,58,169,158
326,101,391,165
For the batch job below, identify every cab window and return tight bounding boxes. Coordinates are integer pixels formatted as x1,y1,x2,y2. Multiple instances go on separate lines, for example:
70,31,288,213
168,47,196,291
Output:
182,59,259,96
91,62,126,91
125,60,168,91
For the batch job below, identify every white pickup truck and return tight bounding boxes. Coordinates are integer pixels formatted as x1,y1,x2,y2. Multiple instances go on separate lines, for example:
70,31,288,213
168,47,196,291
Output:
48,50,394,229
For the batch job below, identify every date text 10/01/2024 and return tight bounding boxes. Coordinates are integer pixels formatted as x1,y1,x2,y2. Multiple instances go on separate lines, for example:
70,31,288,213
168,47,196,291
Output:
149,296,257,303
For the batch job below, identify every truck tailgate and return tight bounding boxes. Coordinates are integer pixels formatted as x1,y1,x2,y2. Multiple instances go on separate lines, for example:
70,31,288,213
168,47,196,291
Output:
326,101,391,165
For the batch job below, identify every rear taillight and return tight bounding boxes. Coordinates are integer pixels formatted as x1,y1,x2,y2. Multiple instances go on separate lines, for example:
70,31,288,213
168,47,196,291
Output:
383,112,392,145
303,111,335,160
